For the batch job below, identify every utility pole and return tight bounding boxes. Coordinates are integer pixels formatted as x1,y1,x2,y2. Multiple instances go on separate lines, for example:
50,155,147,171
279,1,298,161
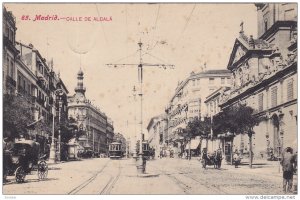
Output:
107,40,174,174
132,86,138,160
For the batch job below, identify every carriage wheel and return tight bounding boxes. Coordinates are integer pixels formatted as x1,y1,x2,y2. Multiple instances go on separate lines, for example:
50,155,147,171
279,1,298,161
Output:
15,166,26,183
37,161,48,180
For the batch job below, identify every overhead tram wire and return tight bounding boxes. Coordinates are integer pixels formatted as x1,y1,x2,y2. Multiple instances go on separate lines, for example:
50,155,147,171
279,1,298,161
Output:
107,50,140,68
173,4,197,51
147,4,161,53
141,50,173,68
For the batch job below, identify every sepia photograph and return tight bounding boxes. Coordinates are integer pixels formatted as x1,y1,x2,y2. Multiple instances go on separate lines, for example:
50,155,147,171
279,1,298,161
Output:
1,1,298,198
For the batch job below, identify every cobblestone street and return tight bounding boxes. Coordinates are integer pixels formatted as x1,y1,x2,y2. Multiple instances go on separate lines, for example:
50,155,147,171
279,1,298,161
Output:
3,158,288,195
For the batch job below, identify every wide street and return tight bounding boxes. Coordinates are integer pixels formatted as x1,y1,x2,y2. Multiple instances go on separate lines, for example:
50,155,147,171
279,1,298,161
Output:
3,157,286,195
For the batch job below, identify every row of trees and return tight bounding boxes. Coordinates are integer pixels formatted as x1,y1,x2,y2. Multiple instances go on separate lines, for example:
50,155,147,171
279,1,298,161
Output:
186,103,259,168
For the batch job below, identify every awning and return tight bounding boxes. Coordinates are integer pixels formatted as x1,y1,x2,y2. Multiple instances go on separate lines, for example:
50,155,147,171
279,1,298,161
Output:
185,139,200,150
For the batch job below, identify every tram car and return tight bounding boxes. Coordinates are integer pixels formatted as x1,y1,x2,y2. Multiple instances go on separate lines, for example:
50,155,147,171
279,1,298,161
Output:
136,141,151,159
109,142,122,159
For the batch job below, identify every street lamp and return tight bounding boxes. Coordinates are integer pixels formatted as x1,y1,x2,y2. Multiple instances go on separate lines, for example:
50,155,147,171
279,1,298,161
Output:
49,89,63,163
132,86,138,160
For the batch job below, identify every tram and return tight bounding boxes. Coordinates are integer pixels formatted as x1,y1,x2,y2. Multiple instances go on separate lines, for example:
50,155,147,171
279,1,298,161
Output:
109,142,122,159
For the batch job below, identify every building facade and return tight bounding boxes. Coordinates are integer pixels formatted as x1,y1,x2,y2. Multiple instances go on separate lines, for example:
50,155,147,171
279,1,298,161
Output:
14,42,69,158
220,3,297,160
3,6,18,95
68,69,114,155
147,114,167,157
106,118,114,155
164,69,232,155
204,86,231,154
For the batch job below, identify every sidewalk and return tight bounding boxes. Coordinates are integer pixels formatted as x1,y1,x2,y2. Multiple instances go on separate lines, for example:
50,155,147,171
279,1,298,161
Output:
168,156,284,178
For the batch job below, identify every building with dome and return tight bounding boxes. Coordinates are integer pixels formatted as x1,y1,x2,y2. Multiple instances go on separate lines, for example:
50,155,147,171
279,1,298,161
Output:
68,69,114,155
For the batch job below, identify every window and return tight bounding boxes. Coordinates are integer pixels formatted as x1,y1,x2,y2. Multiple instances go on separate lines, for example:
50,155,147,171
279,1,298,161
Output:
6,57,10,76
209,78,214,84
192,79,195,86
264,19,268,32
10,60,14,77
227,78,231,84
18,75,21,87
271,86,277,107
287,79,294,101
221,78,225,84
197,79,200,85
5,25,9,37
258,93,264,112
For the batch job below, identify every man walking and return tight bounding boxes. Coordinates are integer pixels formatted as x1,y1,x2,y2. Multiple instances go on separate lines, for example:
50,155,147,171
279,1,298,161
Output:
281,147,296,193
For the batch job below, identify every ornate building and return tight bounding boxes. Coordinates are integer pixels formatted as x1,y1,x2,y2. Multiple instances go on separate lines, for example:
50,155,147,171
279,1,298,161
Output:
165,69,232,155
68,69,114,155
220,3,297,160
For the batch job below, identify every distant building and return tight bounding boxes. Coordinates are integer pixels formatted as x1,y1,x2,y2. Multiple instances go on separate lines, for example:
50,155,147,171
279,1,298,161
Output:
220,3,297,160
68,69,113,155
147,114,167,157
164,69,232,155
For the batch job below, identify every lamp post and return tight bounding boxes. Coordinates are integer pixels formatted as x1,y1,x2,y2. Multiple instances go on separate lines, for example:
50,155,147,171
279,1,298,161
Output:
132,86,138,160
57,96,63,162
49,89,63,163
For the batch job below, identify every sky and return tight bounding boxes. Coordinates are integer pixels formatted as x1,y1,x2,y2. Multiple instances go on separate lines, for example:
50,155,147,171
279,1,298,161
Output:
5,3,258,140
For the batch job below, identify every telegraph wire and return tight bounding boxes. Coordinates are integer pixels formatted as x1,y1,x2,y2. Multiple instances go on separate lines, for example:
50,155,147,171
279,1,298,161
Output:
174,4,197,50
151,5,160,49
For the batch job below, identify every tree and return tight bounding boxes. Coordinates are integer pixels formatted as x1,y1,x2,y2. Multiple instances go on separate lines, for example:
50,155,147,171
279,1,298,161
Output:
185,117,211,158
186,117,211,139
234,104,258,168
3,94,34,140
214,103,259,168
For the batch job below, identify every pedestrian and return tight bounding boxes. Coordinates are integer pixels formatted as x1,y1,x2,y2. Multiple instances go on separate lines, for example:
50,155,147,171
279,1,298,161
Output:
233,149,240,168
281,147,296,194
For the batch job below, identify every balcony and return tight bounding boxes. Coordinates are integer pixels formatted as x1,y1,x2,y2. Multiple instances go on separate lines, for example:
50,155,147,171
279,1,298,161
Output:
3,35,18,55
6,75,16,87
36,80,50,95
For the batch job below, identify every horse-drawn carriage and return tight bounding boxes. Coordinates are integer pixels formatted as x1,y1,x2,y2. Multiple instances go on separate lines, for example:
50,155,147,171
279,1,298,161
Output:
3,140,48,183
201,148,223,169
